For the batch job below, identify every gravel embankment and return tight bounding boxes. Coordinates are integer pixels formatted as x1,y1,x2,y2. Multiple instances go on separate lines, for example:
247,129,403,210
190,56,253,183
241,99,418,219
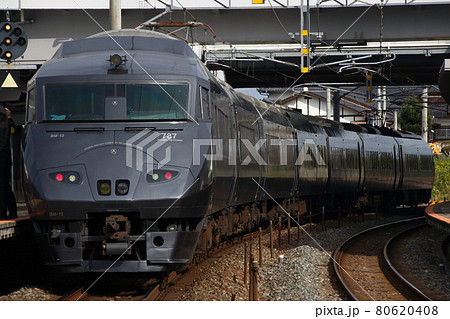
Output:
164,215,450,301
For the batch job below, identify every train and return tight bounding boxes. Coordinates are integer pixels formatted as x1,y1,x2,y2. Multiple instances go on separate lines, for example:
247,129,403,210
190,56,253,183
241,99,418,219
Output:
21,29,435,273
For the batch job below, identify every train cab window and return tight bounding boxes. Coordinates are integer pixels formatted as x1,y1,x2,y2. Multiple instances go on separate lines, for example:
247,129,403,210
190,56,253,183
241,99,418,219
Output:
44,83,188,121
45,84,108,120
198,87,210,120
126,84,188,120
26,88,36,123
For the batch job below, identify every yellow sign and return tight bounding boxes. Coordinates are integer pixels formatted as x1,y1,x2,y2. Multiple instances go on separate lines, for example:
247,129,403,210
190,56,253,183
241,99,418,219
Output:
252,0,265,3
1,72,18,88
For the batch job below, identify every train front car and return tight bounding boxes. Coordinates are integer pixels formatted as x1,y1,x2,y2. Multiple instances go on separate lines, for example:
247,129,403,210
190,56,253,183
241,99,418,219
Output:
22,30,213,273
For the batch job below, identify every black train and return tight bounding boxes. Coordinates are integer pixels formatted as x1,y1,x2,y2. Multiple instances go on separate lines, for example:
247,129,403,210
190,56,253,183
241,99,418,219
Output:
22,30,434,273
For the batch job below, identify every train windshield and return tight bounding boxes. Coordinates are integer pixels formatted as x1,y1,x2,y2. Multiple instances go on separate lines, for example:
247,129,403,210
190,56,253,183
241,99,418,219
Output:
44,83,189,121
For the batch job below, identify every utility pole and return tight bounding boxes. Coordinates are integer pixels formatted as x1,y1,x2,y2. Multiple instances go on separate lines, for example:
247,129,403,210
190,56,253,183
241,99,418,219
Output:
110,0,122,31
382,86,387,127
326,88,332,120
394,109,398,130
377,86,382,126
333,90,341,122
422,87,428,141
300,0,310,74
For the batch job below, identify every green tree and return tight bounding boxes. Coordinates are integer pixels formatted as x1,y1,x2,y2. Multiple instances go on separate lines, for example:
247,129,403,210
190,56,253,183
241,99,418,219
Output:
398,96,422,135
431,156,450,201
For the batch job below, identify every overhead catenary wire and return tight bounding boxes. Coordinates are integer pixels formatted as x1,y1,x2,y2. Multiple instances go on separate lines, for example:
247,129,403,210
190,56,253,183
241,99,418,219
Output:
139,1,430,122
146,1,432,108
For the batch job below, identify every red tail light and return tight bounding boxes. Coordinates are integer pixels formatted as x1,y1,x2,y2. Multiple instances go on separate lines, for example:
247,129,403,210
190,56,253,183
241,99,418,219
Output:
164,172,173,180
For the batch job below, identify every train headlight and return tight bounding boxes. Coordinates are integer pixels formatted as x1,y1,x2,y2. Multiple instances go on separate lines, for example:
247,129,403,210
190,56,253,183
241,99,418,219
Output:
109,54,127,68
97,180,111,196
166,224,177,232
115,180,129,196
68,174,77,183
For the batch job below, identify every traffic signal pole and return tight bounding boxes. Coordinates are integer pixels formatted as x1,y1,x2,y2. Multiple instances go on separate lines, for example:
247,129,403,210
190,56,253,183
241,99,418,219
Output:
0,21,28,62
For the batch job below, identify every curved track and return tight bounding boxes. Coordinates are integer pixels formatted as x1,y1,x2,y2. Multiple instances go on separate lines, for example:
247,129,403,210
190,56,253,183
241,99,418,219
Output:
333,217,432,301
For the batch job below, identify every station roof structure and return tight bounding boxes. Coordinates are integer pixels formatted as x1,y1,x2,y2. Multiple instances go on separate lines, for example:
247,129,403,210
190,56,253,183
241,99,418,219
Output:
0,0,449,111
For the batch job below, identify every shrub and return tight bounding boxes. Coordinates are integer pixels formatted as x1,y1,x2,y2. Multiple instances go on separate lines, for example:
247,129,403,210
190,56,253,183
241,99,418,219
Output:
431,156,450,201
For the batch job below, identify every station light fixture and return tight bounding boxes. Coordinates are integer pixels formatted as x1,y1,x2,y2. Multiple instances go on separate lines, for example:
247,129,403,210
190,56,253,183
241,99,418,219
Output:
0,21,28,61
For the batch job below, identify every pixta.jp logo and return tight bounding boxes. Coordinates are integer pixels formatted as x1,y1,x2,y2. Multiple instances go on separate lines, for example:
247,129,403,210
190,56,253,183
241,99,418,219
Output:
126,129,171,174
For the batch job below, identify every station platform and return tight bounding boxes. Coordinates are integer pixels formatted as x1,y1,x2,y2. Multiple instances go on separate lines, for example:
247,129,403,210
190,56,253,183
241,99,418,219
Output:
425,201,450,234
0,204,31,240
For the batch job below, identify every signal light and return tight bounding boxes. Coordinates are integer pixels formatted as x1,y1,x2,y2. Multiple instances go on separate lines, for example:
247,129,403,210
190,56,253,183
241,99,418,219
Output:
55,173,64,182
0,21,28,61
17,37,26,46
13,28,22,36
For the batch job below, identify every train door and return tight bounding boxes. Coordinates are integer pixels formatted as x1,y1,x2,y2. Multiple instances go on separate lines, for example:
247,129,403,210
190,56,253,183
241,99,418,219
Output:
292,130,300,197
357,140,363,190
231,94,264,206
398,144,404,189
226,101,239,207
253,119,265,201
255,118,268,202
393,143,399,189
296,130,328,196
207,84,236,211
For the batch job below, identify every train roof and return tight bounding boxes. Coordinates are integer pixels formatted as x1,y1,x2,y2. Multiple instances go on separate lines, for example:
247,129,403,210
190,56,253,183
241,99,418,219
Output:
53,29,197,59
34,29,206,79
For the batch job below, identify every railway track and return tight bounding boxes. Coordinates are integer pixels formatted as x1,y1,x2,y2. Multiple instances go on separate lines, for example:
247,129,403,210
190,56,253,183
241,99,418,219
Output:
147,231,263,301
333,217,433,301
58,229,263,301
58,277,161,301
58,284,162,301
